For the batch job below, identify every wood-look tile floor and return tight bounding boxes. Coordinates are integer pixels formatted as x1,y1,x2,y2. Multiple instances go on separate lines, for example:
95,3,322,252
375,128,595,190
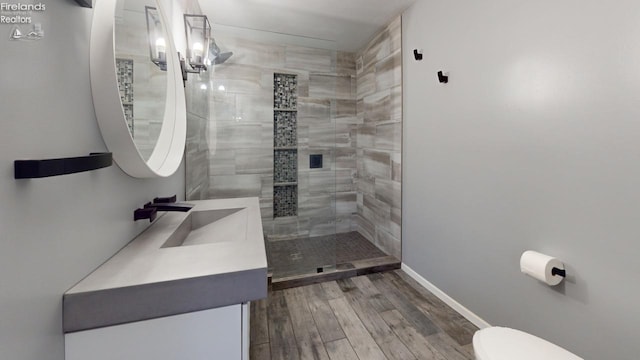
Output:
250,270,478,360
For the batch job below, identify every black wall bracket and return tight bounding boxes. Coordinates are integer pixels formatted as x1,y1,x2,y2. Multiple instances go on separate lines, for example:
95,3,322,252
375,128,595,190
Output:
74,0,92,8
14,152,112,179
437,71,449,83
178,52,201,87
413,49,423,61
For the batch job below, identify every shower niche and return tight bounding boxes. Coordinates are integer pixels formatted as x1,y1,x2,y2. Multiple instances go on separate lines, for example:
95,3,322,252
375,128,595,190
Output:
273,73,298,218
116,58,134,135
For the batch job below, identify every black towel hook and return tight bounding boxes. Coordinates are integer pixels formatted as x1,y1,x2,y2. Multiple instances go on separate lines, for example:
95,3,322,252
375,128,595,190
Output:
437,71,449,83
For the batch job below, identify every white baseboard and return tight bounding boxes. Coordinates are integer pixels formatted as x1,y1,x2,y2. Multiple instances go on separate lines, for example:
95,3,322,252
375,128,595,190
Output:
401,263,491,329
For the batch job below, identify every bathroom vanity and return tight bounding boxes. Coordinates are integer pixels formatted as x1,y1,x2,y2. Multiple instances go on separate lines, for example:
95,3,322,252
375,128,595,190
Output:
63,197,267,360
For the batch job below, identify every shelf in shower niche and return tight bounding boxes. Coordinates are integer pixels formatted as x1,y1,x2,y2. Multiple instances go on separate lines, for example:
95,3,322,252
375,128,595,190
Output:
14,152,113,179
274,182,298,186
274,146,297,150
273,183,298,218
272,215,298,221
274,108,297,112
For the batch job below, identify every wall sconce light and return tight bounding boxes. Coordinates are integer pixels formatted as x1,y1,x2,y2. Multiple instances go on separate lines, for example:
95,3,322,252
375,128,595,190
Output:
145,6,167,71
183,14,211,72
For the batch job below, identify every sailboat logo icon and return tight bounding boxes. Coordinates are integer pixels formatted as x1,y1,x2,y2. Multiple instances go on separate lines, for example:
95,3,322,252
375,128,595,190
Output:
10,26,23,40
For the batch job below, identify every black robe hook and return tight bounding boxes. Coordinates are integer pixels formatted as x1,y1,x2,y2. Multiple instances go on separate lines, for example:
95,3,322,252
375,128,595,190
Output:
437,71,449,83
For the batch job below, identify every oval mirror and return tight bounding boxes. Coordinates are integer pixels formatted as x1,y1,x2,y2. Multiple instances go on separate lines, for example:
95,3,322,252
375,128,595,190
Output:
91,0,186,178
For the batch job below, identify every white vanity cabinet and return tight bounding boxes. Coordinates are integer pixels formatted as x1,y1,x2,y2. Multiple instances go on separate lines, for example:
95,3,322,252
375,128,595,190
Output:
65,303,250,360
63,198,266,359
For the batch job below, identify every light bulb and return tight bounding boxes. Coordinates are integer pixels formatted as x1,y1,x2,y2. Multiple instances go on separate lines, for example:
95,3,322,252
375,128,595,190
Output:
192,42,203,63
155,37,166,61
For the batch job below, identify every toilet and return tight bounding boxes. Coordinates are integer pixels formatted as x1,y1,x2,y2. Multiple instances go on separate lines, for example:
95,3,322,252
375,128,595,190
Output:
473,327,583,360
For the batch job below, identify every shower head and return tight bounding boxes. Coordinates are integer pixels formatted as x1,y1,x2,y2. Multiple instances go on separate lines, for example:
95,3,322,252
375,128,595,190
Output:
213,51,233,65
209,38,233,65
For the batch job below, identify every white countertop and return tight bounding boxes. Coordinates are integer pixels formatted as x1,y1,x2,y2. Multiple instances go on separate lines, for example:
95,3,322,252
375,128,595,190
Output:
63,197,268,333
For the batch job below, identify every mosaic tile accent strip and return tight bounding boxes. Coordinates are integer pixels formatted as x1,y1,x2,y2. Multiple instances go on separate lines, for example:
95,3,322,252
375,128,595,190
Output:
274,73,298,109
274,149,297,183
116,58,134,103
116,58,134,135
274,111,297,148
274,185,298,217
122,105,134,135
274,73,298,218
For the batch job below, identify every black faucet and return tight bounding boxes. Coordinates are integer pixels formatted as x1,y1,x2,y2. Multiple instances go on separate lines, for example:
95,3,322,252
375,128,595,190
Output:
143,201,194,212
144,195,194,212
133,195,194,222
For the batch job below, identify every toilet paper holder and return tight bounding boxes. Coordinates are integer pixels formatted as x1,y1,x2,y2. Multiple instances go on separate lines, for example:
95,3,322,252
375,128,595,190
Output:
520,250,567,286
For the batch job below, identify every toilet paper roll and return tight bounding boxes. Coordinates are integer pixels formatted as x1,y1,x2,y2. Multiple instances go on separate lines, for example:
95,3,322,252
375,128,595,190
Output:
520,250,565,286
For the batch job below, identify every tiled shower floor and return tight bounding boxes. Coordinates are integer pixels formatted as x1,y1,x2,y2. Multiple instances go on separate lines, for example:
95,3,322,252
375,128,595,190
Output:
267,231,400,289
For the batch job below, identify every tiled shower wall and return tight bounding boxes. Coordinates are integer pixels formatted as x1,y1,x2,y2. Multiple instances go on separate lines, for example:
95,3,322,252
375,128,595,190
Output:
114,13,167,160
182,0,212,201
185,71,211,200
205,34,359,240
187,18,402,256
354,17,403,259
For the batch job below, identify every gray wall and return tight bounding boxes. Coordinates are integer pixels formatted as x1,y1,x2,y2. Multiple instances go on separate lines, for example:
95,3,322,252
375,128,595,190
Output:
0,1,187,359
403,0,640,359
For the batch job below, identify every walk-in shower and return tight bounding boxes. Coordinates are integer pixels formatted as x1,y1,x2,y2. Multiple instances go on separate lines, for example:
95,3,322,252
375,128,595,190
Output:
186,19,403,287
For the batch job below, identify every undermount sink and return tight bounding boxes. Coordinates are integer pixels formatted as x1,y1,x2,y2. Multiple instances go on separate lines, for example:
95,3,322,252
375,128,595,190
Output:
162,207,248,248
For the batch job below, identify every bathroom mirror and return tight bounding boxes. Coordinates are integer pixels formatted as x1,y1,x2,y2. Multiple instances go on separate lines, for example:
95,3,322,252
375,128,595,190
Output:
91,0,186,178
114,0,168,161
